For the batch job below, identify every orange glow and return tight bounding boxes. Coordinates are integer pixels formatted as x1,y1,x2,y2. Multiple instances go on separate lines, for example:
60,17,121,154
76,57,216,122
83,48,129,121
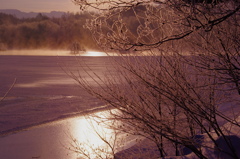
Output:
70,111,116,158
85,51,108,56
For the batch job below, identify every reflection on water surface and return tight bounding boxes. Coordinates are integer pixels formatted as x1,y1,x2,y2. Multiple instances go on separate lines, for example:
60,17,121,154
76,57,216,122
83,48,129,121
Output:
69,111,116,159
0,110,135,159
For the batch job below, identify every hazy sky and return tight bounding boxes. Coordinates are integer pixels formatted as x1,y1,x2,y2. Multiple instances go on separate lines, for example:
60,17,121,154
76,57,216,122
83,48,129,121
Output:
0,0,80,12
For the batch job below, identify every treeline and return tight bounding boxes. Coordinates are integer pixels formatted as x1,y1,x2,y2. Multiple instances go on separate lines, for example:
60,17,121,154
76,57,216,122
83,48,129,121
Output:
0,12,98,50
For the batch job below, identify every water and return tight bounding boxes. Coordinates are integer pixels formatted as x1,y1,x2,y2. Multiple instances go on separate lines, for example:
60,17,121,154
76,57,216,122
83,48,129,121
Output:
0,113,106,159
0,55,116,134
0,54,136,159
0,110,138,159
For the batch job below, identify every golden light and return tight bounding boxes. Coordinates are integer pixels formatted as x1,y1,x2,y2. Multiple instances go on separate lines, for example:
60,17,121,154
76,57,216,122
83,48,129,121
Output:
69,111,116,158
85,51,107,56
67,110,141,158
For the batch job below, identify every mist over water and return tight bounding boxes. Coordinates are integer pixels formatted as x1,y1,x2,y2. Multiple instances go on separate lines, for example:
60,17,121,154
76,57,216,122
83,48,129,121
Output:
0,50,109,56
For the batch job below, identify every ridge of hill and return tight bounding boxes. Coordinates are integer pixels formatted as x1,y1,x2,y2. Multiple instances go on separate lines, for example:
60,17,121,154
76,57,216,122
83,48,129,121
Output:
0,9,66,18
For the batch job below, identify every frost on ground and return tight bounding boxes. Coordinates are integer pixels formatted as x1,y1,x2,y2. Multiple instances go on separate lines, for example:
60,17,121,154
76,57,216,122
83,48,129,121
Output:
114,116,240,159
114,94,240,159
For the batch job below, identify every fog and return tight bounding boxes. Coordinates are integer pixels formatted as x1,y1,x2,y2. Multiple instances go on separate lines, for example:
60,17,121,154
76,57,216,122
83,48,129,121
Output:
0,50,108,56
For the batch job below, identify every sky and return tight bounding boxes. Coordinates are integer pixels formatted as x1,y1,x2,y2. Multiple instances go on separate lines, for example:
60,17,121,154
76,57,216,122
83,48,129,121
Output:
0,0,80,12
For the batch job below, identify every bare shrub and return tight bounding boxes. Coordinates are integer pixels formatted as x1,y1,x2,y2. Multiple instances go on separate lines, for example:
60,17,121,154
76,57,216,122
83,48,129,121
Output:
68,0,240,158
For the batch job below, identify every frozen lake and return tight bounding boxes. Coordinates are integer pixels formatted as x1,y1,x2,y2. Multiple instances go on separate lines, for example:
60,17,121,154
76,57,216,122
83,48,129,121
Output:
0,55,117,135
1,52,240,159
0,54,127,158
0,110,137,159
0,115,105,159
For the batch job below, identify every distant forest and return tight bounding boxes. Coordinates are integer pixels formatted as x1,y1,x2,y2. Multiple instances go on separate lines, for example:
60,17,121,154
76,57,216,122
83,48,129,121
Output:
0,12,98,51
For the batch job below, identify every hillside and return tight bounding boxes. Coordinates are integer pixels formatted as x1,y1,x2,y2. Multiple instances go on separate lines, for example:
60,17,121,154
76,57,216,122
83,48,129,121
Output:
0,11,98,51
0,9,66,19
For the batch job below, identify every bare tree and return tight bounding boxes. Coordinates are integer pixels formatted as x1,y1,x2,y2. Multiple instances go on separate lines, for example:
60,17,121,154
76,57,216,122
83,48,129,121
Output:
73,0,240,51
183,17,240,95
68,0,240,158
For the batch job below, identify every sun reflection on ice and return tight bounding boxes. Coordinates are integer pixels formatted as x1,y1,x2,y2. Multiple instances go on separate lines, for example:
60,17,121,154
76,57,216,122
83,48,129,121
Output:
69,111,116,158
85,51,108,56
66,110,142,159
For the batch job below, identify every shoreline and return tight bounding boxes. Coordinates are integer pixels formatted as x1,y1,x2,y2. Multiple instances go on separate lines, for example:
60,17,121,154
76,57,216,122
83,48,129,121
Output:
0,104,112,137
0,105,111,138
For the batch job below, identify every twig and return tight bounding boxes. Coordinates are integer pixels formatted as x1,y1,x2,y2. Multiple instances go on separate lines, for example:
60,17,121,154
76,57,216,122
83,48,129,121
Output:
0,78,17,102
